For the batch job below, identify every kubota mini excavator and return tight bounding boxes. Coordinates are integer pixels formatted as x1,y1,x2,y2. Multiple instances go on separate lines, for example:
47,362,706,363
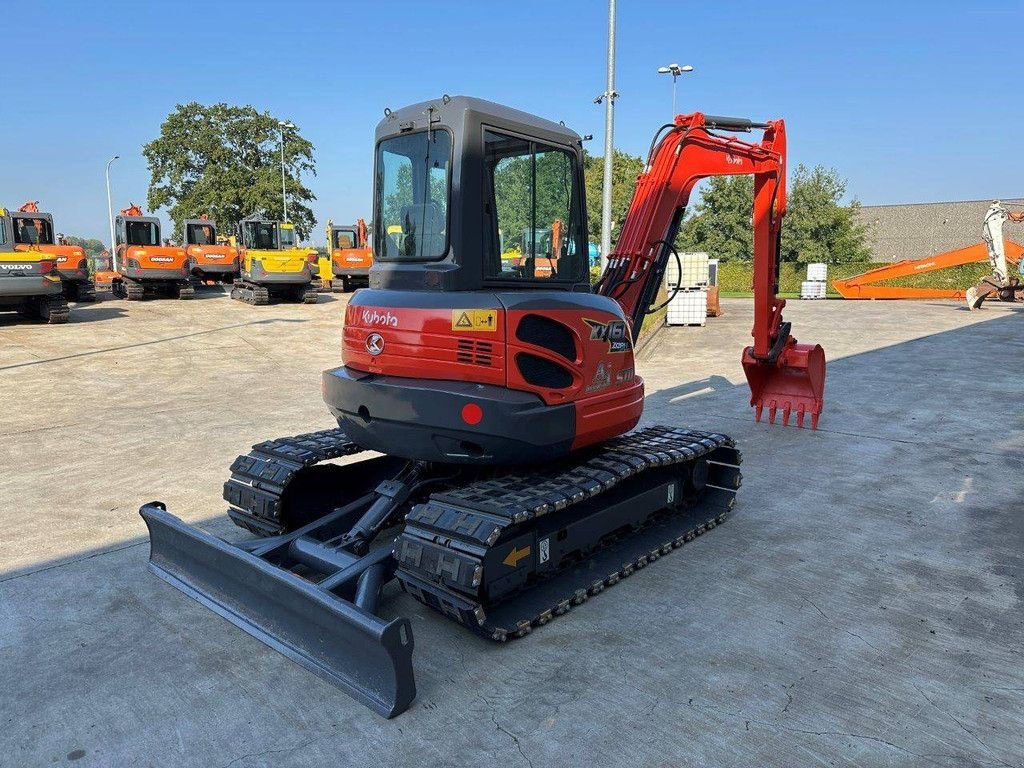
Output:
112,205,193,300
326,218,373,292
0,207,69,323
140,96,826,718
231,216,319,304
182,214,240,284
12,201,96,302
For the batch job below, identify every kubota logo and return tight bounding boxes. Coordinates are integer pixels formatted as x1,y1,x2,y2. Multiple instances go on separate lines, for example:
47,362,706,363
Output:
365,333,385,356
361,309,398,327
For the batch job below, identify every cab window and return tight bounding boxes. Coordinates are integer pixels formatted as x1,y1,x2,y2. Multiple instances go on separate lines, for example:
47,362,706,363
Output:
125,220,159,246
14,217,54,245
374,129,451,260
186,223,215,245
483,129,584,282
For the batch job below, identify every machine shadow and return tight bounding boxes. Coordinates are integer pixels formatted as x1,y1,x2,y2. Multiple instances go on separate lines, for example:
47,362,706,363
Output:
3,310,1021,710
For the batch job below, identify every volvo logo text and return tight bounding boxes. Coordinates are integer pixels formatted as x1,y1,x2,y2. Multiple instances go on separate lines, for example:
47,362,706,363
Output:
365,333,385,356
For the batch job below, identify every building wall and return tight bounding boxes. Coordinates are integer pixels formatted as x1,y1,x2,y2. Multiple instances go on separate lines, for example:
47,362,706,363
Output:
855,198,1024,262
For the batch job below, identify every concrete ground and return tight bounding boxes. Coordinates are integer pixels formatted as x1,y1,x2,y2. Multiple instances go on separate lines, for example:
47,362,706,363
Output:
1,289,1022,767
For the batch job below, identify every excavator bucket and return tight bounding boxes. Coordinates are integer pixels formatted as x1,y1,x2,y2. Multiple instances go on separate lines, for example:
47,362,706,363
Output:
139,502,416,718
742,342,826,428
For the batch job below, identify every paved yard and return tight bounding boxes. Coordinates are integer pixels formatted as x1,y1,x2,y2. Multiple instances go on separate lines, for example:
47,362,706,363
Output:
1,290,1021,767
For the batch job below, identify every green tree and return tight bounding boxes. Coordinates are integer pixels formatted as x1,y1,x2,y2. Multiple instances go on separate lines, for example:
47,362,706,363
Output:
677,176,754,261
144,103,317,240
781,165,870,264
677,165,868,264
63,235,107,257
583,150,645,245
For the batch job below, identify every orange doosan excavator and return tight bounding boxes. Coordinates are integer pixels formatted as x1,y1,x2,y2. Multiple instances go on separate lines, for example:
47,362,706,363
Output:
326,218,373,292
140,96,826,718
11,201,96,302
113,204,193,300
182,214,240,284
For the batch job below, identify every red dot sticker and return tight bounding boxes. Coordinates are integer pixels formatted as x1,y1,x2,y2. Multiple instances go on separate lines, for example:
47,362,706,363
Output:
461,403,483,425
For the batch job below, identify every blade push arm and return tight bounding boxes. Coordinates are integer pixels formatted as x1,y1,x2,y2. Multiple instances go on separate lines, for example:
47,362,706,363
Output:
595,112,826,427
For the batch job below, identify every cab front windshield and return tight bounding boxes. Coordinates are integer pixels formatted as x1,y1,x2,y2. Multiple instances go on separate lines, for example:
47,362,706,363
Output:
242,221,279,250
13,216,55,245
375,129,451,260
186,223,217,245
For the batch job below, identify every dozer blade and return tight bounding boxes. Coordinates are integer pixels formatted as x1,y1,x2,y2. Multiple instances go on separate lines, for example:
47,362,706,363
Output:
742,342,826,428
139,502,416,718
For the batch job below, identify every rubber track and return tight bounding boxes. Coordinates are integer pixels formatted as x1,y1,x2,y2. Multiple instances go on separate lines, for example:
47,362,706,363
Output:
394,426,741,641
41,295,70,324
230,281,270,305
223,428,366,535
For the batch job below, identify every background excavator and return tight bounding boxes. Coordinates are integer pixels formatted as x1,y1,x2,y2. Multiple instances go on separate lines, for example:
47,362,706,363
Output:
326,218,373,292
0,206,69,323
231,216,319,304
140,96,826,718
113,205,193,300
832,201,1024,306
11,201,96,302
966,201,1024,309
182,214,240,284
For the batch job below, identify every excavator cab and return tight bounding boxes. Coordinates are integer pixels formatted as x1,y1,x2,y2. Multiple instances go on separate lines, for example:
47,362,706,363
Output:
369,96,589,292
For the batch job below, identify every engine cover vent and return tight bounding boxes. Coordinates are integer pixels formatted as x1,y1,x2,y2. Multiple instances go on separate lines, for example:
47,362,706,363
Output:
515,314,576,362
457,339,494,366
516,352,573,389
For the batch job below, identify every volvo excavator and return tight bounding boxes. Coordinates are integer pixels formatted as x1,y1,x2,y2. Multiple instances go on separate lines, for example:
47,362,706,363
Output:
231,216,319,304
12,201,96,302
0,206,69,323
140,96,826,718
112,205,193,300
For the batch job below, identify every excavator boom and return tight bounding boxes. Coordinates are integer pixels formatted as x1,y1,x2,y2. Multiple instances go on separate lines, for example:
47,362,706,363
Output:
596,113,826,427
833,241,1024,300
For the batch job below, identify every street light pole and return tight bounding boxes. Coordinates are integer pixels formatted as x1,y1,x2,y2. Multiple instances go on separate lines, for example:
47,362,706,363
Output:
278,120,295,222
598,0,617,271
656,63,694,118
105,155,120,271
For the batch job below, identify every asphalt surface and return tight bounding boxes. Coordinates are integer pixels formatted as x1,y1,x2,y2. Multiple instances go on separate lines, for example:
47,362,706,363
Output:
1,289,1021,767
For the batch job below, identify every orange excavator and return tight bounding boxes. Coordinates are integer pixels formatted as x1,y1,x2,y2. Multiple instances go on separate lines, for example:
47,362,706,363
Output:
832,241,1024,300
182,214,240,284
326,218,373,292
141,97,825,718
112,204,193,300
12,201,96,302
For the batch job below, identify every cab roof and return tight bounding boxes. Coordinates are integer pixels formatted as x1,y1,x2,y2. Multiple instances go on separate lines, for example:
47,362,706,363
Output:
376,95,581,147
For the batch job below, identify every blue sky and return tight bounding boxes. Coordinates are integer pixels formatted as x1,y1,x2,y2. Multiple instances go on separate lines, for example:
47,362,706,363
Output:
3,0,1020,244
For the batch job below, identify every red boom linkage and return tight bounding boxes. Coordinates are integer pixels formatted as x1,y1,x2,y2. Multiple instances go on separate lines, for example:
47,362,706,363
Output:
595,112,826,427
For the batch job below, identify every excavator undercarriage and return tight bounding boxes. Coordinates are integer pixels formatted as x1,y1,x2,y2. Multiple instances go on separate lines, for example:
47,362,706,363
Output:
143,424,739,716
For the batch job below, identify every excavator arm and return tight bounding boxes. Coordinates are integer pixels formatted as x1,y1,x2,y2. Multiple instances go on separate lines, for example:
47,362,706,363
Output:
595,112,826,427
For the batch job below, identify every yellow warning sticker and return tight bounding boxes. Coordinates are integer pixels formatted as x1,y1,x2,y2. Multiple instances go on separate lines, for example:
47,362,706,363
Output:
451,309,497,332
